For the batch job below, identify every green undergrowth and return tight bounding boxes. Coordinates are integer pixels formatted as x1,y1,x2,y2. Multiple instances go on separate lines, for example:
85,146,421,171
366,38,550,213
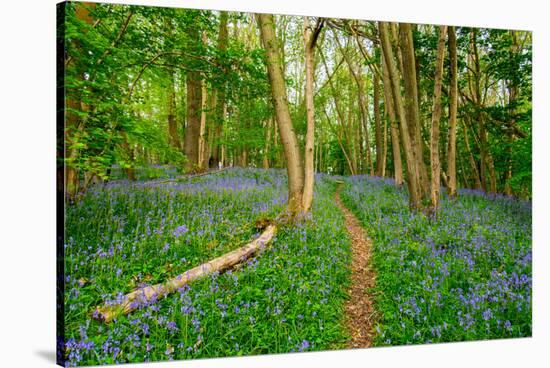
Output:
341,175,532,346
63,169,351,366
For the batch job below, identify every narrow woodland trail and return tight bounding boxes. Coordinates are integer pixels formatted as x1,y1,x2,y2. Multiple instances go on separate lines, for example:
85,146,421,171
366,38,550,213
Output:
335,183,376,348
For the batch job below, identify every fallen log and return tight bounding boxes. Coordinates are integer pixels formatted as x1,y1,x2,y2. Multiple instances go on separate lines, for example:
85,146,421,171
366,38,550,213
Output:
94,224,277,323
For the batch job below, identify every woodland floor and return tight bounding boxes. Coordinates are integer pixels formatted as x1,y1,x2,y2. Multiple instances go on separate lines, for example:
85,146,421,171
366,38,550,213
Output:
335,183,377,348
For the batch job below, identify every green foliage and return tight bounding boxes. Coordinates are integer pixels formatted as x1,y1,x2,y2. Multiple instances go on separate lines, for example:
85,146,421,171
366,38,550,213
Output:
64,3,269,184
64,169,350,365
342,176,531,346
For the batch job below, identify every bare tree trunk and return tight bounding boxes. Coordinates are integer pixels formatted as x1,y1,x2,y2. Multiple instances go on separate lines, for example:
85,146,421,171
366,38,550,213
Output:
382,105,388,177
167,71,180,151
258,14,304,216
336,32,372,174
429,26,448,211
462,121,482,189
504,30,519,195
121,131,136,181
379,21,422,209
447,26,458,197
374,72,384,176
302,16,319,212
198,70,208,170
184,26,202,172
323,108,356,175
469,29,497,193
381,52,403,186
319,46,357,175
211,12,228,168
263,118,272,169
399,23,429,199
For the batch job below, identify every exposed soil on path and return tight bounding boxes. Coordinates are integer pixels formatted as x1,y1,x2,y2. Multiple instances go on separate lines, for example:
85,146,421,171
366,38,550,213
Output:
335,183,377,349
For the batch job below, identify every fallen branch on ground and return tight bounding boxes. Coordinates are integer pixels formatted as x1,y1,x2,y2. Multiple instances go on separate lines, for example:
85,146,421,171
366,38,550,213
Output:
93,224,277,323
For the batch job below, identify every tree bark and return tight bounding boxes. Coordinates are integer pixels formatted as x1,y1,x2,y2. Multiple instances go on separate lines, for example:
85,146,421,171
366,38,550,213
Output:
263,118,272,169
258,14,304,216
335,32,372,174
447,26,458,197
198,67,208,170
379,21,422,209
399,23,429,199
374,72,384,176
381,52,403,186
167,71,180,150
183,24,202,173
319,47,357,175
504,30,519,195
429,26,448,211
95,225,277,323
462,121,482,189
302,16,317,212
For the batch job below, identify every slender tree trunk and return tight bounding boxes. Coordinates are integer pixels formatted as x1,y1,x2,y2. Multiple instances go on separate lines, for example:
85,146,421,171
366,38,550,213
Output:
184,26,202,172
382,105,388,177
167,71,180,150
462,121,482,189
263,118,272,169
211,12,228,168
347,77,359,175
380,54,403,187
198,69,208,170
379,21,422,209
504,30,519,195
121,131,136,181
319,47,357,175
257,14,304,216
469,29,496,193
429,26,448,212
302,16,317,212
447,26,458,197
323,108,356,175
335,32,372,175
399,23,429,199
374,72,384,176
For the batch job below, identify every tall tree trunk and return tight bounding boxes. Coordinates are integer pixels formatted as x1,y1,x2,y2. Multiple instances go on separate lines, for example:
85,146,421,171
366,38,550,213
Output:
399,23,429,199
382,104,388,177
469,29,496,193
323,108,356,175
121,131,136,181
504,30,519,195
302,16,318,212
211,12,228,168
447,26,458,197
167,71,180,151
183,23,202,172
198,68,208,171
381,52,403,185
257,14,304,216
462,121,482,189
374,72,384,176
429,26,448,212
263,118,272,169
379,21,422,209
319,47,357,175
335,32,372,174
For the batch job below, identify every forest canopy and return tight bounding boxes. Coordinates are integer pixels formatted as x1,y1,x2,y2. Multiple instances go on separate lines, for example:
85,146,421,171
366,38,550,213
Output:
60,2,532,203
